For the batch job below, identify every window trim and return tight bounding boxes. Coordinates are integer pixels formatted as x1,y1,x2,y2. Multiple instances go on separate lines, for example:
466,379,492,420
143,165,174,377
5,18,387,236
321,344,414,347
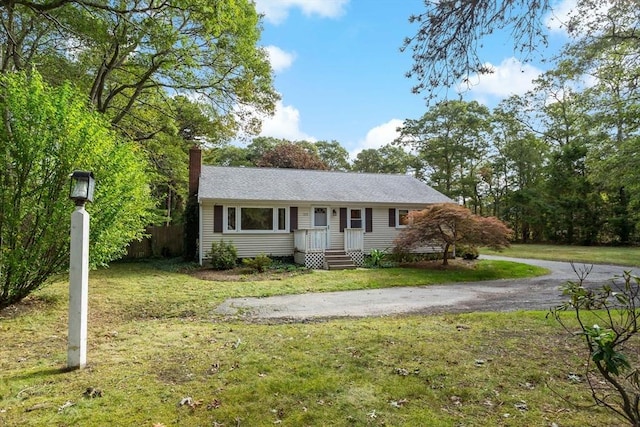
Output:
348,208,364,230
396,208,415,228
222,205,290,234
312,206,329,228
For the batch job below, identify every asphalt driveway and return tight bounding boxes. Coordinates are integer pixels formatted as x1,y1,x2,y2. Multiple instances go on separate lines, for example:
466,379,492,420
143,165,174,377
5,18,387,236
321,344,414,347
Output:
214,256,639,321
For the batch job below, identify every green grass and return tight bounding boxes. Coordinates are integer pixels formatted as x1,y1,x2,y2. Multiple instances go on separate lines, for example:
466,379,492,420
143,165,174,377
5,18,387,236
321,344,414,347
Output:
0,261,624,426
483,244,640,267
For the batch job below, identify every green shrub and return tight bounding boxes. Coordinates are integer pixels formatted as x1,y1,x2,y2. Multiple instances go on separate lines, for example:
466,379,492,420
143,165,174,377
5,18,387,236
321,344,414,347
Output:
242,253,272,273
365,248,394,268
270,258,307,272
207,240,237,270
550,270,640,425
457,244,479,260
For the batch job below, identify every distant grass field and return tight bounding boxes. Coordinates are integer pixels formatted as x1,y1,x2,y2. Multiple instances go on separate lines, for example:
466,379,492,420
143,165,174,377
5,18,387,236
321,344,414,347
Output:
483,244,640,267
0,260,624,426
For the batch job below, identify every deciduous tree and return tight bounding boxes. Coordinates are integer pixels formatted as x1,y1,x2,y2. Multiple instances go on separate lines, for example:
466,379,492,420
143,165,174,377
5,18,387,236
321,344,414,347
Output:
0,71,153,309
393,203,512,265
352,144,416,174
256,143,328,170
0,0,278,139
314,140,351,171
402,0,551,99
0,0,278,224
396,100,491,210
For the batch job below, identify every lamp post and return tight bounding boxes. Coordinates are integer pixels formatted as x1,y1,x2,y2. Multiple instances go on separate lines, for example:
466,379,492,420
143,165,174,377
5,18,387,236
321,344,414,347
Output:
68,171,95,369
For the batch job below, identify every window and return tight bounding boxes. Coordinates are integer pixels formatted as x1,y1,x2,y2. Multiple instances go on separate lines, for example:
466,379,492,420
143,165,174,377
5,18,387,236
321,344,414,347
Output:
227,207,236,231
278,208,286,231
241,207,273,230
224,206,288,233
396,208,418,228
313,207,328,227
349,208,363,228
398,209,410,227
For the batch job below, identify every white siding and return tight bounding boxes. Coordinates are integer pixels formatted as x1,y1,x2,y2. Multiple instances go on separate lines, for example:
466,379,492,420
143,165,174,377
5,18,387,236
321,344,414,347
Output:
363,207,399,253
363,206,441,255
200,200,215,261
200,201,441,262
298,206,311,229
200,200,295,260
328,208,342,250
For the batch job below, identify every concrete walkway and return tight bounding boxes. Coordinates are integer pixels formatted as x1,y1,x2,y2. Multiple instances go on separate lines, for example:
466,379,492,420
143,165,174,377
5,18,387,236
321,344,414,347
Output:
214,256,639,321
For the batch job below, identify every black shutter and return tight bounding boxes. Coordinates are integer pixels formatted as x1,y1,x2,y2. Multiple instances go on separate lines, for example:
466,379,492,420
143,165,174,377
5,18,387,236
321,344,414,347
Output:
214,205,223,233
290,207,298,232
366,208,373,233
388,208,396,227
340,208,347,232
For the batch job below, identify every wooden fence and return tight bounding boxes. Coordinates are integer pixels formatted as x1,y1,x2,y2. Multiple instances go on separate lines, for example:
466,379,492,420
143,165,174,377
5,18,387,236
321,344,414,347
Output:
125,224,184,259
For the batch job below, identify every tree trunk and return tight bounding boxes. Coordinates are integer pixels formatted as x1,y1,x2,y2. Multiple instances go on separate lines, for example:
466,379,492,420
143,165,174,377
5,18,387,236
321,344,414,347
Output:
442,243,450,265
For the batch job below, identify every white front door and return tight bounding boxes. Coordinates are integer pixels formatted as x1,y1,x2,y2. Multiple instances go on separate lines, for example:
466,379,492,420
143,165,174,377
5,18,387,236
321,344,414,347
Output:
312,207,330,250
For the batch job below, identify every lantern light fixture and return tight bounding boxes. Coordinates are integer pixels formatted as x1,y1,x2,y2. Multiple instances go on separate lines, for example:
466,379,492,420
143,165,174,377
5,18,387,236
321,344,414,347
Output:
69,171,95,205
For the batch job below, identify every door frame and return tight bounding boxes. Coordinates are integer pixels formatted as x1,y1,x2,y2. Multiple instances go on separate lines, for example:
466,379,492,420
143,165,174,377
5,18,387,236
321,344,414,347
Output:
312,206,330,250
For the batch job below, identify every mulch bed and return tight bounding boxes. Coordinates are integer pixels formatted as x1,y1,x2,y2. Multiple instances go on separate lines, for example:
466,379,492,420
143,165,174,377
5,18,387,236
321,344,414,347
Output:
192,259,476,281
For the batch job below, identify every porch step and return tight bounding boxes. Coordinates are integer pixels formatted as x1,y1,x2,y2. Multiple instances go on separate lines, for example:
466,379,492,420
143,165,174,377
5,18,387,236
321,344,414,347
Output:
324,250,356,270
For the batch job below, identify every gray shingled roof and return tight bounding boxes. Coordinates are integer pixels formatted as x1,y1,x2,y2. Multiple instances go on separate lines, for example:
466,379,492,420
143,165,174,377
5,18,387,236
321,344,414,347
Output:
199,166,453,205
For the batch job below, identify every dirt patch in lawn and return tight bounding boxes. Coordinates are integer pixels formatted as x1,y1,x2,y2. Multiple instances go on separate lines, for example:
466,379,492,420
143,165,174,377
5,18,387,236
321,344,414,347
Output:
400,258,477,270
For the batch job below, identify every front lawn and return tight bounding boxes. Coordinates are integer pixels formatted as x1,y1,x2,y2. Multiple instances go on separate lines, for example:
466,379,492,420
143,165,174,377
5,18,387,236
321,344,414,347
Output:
0,261,622,426
483,244,640,267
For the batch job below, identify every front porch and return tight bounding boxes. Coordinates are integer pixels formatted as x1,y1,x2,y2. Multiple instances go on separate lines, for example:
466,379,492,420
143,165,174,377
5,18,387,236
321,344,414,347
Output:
293,228,365,269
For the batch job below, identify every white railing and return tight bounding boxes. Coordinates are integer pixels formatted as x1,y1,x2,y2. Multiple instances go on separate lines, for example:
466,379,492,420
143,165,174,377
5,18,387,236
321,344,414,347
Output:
294,228,363,253
293,229,327,253
344,228,364,252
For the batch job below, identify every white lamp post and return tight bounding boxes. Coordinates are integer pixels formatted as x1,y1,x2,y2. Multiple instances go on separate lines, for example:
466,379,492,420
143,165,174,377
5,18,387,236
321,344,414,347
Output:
68,171,95,369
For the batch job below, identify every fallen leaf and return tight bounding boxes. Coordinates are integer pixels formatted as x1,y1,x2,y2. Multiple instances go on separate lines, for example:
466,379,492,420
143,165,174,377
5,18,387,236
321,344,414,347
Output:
394,367,409,376
207,399,222,410
567,373,582,383
514,401,528,411
58,401,74,413
390,398,409,408
83,387,103,398
179,397,193,407
179,397,202,409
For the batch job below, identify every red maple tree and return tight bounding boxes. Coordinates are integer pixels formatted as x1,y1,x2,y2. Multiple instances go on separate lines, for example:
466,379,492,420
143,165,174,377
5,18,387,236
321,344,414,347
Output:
394,203,513,265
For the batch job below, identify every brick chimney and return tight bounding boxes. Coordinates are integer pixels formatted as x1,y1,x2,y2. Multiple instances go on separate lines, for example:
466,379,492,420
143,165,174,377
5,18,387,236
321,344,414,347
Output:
188,145,202,198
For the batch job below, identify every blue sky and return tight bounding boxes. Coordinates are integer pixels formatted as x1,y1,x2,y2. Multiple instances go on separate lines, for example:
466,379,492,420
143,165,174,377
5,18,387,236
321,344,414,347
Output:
252,0,574,159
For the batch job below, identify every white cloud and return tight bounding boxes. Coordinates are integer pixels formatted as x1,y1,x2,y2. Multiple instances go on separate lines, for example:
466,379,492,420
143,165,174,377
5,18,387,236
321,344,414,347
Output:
545,0,577,33
463,57,542,102
255,0,349,25
259,100,316,141
264,45,295,73
349,119,404,159
546,0,614,35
